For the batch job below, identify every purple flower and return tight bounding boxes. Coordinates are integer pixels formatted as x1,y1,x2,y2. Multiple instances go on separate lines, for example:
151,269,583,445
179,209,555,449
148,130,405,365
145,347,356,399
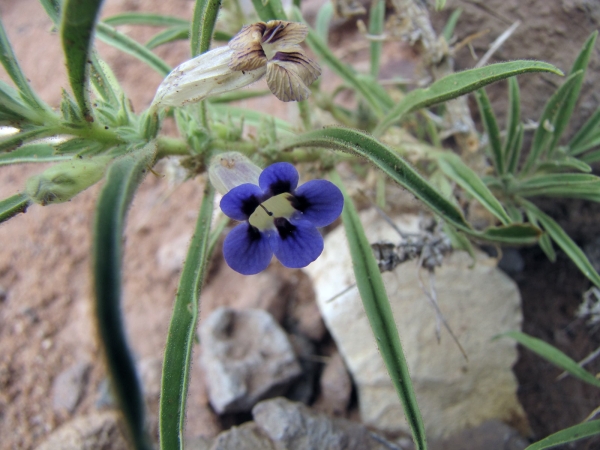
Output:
220,162,344,275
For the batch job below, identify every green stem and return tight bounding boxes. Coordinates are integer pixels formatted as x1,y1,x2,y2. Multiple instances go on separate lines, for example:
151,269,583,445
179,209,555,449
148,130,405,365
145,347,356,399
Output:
298,100,311,130
156,136,190,158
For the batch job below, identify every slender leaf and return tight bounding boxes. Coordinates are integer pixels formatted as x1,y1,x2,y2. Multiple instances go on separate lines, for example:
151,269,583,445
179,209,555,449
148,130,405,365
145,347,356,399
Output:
207,89,271,104
475,88,504,174
0,19,50,113
435,0,447,10
208,104,295,134
0,193,30,224
96,22,171,76
515,173,600,199
90,53,121,107
0,143,70,166
548,31,598,155
373,61,563,137
507,123,524,174
521,72,583,173
39,0,61,24
499,331,600,388
146,26,189,50
315,1,334,43
331,171,427,450
0,80,41,122
571,131,600,156
524,420,600,450
61,0,103,119
536,157,592,174
292,7,386,117
581,148,600,164
93,143,156,450
160,184,214,450
525,209,556,262
569,106,600,154
437,152,511,224
191,0,222,57
442,8,462,43
520,198,600,287
251,0,287,21
369,0,385,79
504,77,521,174
0,127,56,153
282,127,471,231
103,12,188,27
475,223,541,245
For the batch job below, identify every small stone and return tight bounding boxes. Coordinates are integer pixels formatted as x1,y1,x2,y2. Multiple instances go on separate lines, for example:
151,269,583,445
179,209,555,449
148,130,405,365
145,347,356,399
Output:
199,308,302,414
52,361,91,414
429,420,528,450
35,411,128,450
285,333,319,404
313,350,352,416
252,397,396,450
283,271,326,342
210,422,275,450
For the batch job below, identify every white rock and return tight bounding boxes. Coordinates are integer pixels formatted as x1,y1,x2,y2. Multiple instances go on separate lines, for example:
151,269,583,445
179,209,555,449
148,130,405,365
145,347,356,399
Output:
305,210,526,439
199,308,302,414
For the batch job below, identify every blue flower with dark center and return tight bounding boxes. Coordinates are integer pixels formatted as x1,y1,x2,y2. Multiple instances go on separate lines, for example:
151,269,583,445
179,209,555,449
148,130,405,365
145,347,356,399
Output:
220,162,344,275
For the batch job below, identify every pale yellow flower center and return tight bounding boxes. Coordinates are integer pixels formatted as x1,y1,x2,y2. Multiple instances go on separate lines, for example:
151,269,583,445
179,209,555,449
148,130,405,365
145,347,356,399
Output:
248,193,296,231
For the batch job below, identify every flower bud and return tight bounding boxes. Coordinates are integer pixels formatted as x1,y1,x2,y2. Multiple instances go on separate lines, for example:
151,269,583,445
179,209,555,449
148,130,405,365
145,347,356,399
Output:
25,155,112,205
208,152,262,195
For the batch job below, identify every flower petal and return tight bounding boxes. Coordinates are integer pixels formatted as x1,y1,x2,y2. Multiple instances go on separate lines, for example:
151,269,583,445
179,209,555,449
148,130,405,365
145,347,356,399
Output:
152,46,266,107
291,179,344,227
258,162,299,196
223,223,273,275
261,21,308,46
266,51,321,102
220,183,263,221
228,22,266,50
229,40,268,72
269,218,324,269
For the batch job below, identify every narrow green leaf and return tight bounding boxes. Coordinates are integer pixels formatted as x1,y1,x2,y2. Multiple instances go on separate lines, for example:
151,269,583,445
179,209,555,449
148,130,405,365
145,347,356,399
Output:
0,18,50,113
0,143,70,166
515,173,600,199
0,193,30,224
521,72,583,173
0,80,41,122
437,152,511,224
505,204,523,223
160,184,214,450
507,123,524,174
475,223,541,245
536,156,592,174
251,0,287,21
369,0,385,79
499,331,600,388
207,89,271,104
373,61,563,137
292,7,386,117
282,127,471,231
39,0,61,24
525,209,556,262
61,0,103,119
571,131,600,156
103,12,188,27
331,171,427,450
208,104,295,134
93,143,156,450
580,148,600,164
96,22,171,76
520,198,600,287
442,8,462,43
568,106,600,154
146,26,189,50
0,128,55,153
548,31,598,155
191,0,222,57
90,53,121,107
503,77,521,174
475,88,504,174
524,420,600,450
315,1,333,43
435,0,447,10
